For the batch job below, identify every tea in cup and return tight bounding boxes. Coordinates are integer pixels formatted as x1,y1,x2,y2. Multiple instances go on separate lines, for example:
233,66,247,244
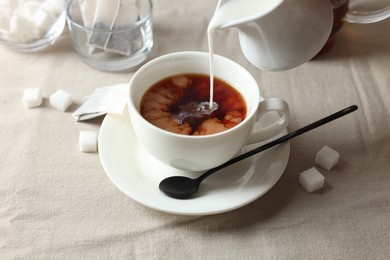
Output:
140,73,247,136
128,51,290,171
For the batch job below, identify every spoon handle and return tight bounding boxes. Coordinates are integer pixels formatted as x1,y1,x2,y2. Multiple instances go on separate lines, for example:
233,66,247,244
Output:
197,105,358,182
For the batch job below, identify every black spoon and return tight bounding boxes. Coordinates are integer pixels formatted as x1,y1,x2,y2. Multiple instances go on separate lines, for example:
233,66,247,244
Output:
159,105,358,199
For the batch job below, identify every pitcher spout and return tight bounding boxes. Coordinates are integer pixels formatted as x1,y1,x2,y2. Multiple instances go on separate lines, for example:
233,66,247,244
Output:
210,0,284,29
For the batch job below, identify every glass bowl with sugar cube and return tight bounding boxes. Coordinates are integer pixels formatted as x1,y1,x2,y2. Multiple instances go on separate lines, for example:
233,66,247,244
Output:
66,0,153,72
0,0,67,52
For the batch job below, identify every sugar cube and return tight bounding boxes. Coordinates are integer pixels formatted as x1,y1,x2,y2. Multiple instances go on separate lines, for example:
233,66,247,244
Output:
50,89,72,111
9,13,40,42
18,0,32,5
33,8,56,34
0,14,10,31
0,0,14,7
14,1,40,19
315,145,340,171
299,167,325,192
41,0,66,16
23,87,43,108
79,131,98,153
0,5,12,18
9,14,28,33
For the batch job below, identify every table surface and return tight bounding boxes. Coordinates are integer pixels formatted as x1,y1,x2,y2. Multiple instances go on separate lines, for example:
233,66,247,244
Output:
1,0,389,259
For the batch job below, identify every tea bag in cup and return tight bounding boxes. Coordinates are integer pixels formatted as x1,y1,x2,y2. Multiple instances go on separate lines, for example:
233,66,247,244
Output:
86,0,139,55
105,0,140,55
78,0,98,54
78,0,97,27
72,84,128,121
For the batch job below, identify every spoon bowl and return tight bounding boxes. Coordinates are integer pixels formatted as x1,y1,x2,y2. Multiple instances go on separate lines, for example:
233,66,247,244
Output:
159,176,201,199
159,105,358,199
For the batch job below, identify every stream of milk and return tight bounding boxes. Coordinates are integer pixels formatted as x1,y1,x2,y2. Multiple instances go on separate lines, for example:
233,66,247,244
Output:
207,0,280,108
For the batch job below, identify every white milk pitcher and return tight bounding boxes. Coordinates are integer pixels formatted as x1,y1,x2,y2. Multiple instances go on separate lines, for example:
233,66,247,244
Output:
208,0,390,71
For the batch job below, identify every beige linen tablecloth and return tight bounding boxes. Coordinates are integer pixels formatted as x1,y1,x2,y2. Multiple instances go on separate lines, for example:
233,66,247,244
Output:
1,0,389,259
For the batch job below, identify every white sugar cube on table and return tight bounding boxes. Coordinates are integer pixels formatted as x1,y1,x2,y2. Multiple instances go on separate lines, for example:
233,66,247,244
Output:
299,167,325,193
23,87,42,108
315,145,340,171
79,131,98,153
50,89,72,111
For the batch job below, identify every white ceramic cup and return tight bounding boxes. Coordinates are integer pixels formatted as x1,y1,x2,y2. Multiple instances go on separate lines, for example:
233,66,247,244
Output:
128,51,290,171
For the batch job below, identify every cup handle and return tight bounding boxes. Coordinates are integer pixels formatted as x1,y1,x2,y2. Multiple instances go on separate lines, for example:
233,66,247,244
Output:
345,5,390,24
246,98,290,144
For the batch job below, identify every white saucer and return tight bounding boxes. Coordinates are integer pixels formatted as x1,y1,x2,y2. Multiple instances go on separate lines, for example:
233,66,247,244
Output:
98,109,290,216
